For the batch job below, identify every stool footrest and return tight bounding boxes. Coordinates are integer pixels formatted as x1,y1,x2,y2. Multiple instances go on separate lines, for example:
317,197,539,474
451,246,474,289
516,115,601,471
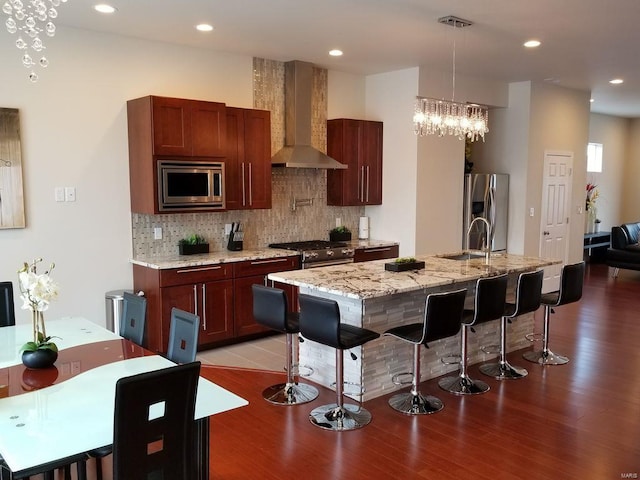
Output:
391,372,413,386
481,344,500,355
330,381,365,397
441,355,461,365
525,332,545,342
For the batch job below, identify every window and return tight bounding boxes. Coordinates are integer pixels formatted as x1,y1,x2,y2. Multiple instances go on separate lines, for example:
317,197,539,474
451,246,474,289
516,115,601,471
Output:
587,143,603,172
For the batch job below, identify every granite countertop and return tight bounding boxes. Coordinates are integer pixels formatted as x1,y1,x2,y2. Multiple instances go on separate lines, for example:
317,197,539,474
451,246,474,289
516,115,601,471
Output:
131,248,298,270
130,239,399,270
267,251,560,300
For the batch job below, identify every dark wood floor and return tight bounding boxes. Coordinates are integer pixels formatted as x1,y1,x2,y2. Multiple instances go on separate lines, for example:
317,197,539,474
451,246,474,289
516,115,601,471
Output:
202,264,640,479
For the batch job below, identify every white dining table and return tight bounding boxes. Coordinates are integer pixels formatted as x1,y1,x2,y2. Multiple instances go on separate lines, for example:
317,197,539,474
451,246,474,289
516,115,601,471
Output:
0,317,248,479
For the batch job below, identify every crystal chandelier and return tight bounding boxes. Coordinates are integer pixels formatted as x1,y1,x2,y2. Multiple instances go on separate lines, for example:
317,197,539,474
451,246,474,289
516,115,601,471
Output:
2,0,68,83
413,16,489,142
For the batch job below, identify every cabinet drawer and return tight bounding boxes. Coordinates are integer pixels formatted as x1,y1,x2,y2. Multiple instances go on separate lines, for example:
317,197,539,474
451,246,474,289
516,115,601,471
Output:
233,256,300,278
354,245,399,263
159,263,233,287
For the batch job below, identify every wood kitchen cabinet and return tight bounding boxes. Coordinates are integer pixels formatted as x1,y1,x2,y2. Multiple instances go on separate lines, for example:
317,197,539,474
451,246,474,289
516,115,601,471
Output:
127,95,227,214
225,107,272,210
327,118,383,206
132,255,299,353
354,244,399,263
233,256,300,336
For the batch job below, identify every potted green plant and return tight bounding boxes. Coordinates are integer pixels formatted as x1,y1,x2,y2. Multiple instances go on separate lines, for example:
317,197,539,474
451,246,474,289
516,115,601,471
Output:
329,226,352,242
385,256,426,272
178,234,210,255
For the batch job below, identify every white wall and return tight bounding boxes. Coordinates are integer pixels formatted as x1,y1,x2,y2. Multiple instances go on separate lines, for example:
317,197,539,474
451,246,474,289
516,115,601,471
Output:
588,114,629,229
364,68,419,256
0,27,255,326
328,71,366,119
625,119,640,221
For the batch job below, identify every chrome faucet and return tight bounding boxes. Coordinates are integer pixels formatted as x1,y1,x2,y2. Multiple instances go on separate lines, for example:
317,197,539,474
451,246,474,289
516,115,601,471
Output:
467,217,492,263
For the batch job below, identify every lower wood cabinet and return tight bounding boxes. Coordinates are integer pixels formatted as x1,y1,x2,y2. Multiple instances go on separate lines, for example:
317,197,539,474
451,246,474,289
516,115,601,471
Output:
133,256,299,353
354,244,399,262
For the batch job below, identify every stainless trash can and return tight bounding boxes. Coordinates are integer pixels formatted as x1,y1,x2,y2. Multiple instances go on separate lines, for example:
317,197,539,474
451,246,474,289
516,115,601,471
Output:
105,289,133,335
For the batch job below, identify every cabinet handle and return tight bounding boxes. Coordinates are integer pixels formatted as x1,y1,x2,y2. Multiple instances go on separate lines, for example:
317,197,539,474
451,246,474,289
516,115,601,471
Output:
250,258,290,266
176,266,222,274
241,162,246,206
201,284,207,331
366,166,370,203
193,284,198,316
248,162,253,206
364,247,392,253
360,166,365,202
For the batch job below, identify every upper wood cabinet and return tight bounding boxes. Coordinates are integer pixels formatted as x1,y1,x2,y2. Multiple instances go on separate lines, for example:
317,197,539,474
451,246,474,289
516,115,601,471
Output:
327,118,383,206
145,96,226,157
225,107,272,210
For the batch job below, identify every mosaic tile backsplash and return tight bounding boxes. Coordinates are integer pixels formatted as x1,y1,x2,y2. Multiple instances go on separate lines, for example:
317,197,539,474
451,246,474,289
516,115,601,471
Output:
132,58,364,258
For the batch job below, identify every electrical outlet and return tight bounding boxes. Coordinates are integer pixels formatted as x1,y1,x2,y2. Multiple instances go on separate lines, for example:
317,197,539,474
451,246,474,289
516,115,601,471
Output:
336,218,342,227
529,207,535,217
153,227,163,240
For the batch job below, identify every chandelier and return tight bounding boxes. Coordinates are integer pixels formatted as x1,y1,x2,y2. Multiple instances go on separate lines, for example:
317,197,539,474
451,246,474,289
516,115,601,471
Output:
2,0,68,83
413,15,489,142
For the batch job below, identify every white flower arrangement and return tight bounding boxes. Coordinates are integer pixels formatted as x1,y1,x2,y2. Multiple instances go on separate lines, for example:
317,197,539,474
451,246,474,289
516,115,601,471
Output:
18,258,59,352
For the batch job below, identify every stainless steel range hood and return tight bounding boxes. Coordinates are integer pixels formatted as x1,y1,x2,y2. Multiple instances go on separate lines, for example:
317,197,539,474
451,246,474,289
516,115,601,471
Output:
271,61,347,169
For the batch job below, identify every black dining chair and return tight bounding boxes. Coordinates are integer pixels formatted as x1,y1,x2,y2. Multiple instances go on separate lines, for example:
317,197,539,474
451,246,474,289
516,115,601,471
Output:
0,281,16,327
523,261,585,365
120,292,147,346
167,308,200,364
112,362,201,480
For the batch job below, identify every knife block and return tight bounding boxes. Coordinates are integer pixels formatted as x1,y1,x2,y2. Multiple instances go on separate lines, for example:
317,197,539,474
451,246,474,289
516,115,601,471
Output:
227,231,243,251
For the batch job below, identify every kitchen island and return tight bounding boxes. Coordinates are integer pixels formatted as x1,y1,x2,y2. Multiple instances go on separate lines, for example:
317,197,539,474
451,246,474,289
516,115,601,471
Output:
268,252,559,401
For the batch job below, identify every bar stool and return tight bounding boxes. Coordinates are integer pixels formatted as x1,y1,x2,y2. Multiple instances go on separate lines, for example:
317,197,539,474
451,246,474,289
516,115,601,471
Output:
438,274,508,395
252,285,318,405
298,294,379,431
523,261,585,365
480,269,544,380
384,288,467,414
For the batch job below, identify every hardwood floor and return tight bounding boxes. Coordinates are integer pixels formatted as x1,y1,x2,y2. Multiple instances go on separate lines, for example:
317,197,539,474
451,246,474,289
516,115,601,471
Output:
202,264,640,479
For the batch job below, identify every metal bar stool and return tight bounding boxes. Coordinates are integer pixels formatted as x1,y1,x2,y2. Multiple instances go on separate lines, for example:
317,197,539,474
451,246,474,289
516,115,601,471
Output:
523,261,585,365
480,269,544,380
385,288,467,414
439,274,508,395
298,294,379,431
252,285,319,405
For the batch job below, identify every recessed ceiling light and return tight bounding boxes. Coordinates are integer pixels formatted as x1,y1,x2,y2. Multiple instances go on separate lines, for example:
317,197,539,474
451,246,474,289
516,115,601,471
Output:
196,24,214,32
329,49,343,57
94,4,117,14
609,78,624,85
523,40,541,48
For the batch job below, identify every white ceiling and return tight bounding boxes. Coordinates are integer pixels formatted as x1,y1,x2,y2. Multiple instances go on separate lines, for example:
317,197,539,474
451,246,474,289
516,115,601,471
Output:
56,0,640,117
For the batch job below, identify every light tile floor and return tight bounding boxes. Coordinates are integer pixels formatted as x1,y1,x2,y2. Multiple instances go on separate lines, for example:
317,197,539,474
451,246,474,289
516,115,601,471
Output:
196,334,287,372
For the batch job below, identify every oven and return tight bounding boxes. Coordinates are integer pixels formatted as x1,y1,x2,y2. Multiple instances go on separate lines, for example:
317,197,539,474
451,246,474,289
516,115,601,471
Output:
269,240,355,269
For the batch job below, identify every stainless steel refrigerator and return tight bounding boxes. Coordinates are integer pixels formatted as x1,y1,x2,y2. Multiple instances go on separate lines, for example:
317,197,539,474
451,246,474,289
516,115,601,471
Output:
463,173,509,252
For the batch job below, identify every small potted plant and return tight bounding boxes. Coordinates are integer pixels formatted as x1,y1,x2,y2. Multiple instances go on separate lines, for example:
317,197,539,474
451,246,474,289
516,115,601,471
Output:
329,226,352,242
385,256,426,272
178,234,210,255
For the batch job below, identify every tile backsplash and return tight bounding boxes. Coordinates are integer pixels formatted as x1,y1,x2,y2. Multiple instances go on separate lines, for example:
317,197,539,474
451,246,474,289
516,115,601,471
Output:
132,169,364,257
132,57,363,258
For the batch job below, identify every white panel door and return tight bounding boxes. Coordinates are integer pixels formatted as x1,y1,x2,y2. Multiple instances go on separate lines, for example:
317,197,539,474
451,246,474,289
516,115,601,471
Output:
539,151,573,293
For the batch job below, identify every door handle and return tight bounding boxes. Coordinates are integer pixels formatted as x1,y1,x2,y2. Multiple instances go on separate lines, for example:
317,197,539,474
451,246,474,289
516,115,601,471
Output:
543,231,550,236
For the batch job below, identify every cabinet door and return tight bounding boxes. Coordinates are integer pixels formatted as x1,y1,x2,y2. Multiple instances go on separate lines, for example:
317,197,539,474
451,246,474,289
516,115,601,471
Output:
151,97,192,156
233,275,271,337
327,119,364,206
363,121,383,205
200,279,235,345
243,109,272,209
160,283,197,353
224,107,245,210
191,101,227,157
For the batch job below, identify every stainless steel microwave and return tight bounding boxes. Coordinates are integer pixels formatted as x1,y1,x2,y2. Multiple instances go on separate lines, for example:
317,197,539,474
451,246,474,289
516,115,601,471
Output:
157,160,225,211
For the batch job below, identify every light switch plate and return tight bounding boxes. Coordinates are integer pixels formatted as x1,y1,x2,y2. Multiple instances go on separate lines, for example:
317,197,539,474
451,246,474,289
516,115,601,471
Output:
64,186,76,202
54,187,65,202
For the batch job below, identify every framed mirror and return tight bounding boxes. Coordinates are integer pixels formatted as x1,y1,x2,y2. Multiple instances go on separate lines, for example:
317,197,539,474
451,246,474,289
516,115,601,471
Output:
0,108,26,229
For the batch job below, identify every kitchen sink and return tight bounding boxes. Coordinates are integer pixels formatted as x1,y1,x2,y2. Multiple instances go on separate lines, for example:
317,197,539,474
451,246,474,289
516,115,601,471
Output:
441,252,487,261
